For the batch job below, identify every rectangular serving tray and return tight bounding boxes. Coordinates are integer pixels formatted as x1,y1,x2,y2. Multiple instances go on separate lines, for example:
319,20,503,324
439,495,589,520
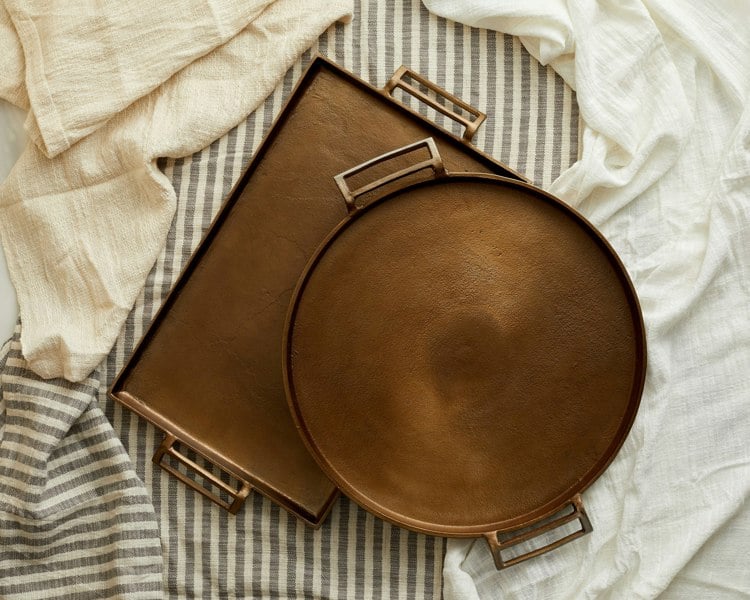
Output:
109,55,525,525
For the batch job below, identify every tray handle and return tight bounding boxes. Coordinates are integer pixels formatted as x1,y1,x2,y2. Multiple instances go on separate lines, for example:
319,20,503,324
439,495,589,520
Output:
384,66,487,142
334,137,445,212
154,433,252,514
483,494,593,569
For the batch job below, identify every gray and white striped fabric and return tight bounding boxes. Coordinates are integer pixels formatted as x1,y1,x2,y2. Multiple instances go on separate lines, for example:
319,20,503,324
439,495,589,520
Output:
0,1,578,598
0,331,163,598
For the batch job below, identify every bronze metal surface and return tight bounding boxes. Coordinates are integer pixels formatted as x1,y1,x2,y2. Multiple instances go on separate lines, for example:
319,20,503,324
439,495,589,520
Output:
284,139,646,561
109,57,523,522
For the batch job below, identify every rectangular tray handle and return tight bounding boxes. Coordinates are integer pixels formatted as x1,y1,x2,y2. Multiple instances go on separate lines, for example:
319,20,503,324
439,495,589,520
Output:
154,433,252,514
384,66,487,142
334,137,445,212
483,494,593,569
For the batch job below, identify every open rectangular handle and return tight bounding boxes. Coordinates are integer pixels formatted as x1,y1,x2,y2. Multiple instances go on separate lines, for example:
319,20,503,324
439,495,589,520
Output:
484,494,593,569
334,137,445,212
154,433,251,514
384,66,486,142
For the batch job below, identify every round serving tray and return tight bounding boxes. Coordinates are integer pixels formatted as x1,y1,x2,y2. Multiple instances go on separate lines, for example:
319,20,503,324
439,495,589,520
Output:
283,139,646,569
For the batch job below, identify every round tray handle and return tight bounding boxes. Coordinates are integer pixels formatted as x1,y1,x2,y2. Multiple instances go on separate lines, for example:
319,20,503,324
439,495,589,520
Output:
483,494,593,570
333,137,446,213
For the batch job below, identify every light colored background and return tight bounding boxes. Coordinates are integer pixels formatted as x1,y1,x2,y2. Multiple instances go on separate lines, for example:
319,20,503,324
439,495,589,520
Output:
0,99,24,343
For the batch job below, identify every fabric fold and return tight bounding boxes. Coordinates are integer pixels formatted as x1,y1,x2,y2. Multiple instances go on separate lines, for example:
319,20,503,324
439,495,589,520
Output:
0,3,27,109
0,0,354,382
0,327,164,599
4,0,278,157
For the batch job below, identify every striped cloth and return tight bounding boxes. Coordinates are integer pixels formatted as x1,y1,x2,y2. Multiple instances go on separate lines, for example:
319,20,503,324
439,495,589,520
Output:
0,332,163,598
0,1,578,598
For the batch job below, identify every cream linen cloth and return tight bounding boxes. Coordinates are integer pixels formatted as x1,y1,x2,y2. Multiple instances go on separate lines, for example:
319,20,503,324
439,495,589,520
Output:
423,1,750,599
0,0,353,381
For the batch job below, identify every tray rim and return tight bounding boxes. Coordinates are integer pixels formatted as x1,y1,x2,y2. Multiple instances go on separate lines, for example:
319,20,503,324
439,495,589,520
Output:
108,55,527,522
283,172,648,537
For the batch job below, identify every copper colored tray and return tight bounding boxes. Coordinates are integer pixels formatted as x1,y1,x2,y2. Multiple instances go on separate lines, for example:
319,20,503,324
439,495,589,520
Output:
109,56,524,524
284,139,646,563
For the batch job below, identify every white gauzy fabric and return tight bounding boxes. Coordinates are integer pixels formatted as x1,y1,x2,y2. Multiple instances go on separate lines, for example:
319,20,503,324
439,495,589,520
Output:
423,1,750,599
0,0,353,382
